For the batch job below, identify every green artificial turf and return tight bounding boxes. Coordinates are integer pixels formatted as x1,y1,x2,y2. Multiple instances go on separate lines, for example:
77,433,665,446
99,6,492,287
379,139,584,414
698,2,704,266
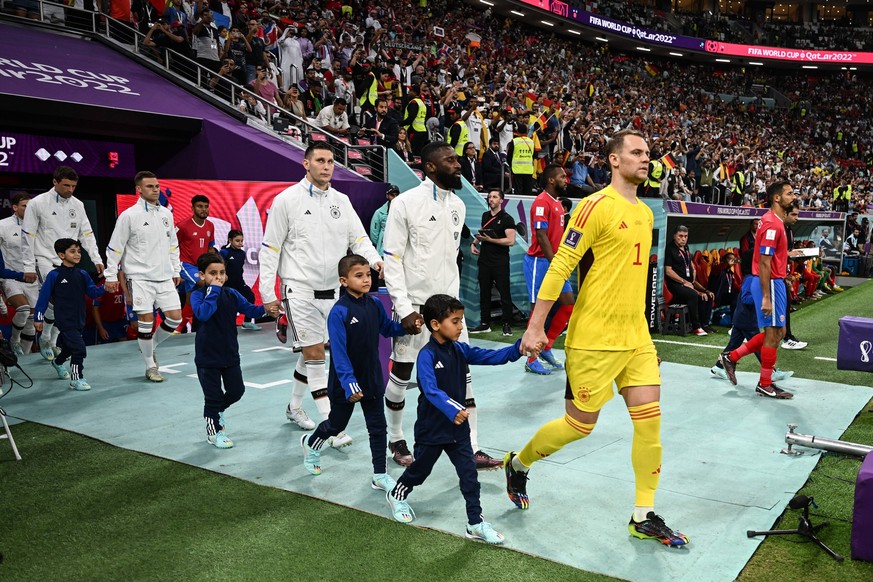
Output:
0,423,614,581
2,283,871,581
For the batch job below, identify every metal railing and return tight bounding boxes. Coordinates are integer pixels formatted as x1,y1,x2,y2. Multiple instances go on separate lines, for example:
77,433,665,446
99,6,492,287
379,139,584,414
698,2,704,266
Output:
2,0,388,182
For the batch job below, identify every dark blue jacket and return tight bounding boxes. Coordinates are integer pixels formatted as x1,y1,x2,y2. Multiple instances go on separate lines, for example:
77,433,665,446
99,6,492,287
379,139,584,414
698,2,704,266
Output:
219,246,248,290
191,284,265,367
327,292,405,401
731,276,759,332
414,337,522,445
34,265,104,330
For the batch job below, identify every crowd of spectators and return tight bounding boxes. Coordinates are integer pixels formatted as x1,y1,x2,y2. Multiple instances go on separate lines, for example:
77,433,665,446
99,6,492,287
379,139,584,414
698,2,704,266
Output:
19,0,873,212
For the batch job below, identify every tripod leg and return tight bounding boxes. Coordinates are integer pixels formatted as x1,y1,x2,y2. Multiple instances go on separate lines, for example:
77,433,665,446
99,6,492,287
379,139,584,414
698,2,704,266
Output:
747,529,802,538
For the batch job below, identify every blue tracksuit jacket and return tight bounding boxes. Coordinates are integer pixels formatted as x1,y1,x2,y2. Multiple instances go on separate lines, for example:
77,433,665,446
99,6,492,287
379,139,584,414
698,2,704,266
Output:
34,265,104,329
327,292,405,401
190,284,265,367
414,337,522,446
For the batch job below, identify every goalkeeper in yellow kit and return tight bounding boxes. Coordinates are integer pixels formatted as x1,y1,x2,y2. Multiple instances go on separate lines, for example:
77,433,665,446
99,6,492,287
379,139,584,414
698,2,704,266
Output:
505,129,689,547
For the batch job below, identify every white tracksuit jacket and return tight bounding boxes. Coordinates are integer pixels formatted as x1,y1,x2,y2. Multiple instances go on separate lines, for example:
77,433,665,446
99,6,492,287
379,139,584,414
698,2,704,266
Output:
104,198,181,282
259,178,381,304
0,215,26,271
21,188,103,272
382,178,465,319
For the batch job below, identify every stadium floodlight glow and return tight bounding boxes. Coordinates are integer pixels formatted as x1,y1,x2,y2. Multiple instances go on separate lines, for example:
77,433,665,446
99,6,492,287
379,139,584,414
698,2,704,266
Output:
636,46,651,52
479,0,494,5
716,58,731,63
802,65,818,69
850,67,858,70
569,29,582,35
669,52,684,57
749,61,764,66
541,20,554,26
596,37,608,42
510,10,525,16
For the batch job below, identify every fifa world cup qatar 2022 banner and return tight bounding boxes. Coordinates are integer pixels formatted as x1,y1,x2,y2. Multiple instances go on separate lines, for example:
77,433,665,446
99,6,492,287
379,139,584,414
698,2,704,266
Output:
117,180,299,302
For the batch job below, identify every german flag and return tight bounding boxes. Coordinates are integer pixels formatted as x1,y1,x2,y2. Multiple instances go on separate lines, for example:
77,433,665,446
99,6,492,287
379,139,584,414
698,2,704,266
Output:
644,63,661,77
661,153,676,171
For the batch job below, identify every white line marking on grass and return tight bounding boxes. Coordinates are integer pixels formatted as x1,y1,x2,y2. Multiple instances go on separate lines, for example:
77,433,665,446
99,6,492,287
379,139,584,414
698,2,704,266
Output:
814,357,837,362
653,339,723,349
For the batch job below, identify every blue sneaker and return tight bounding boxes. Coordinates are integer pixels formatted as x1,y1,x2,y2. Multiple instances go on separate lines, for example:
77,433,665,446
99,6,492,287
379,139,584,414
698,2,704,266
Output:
539,349,564,369
371,473,397,492
772,368,794,382
386,491,415,523
242,321,262,331
10,342,24,357
51,361,70,379
524,359,552,375
710,365,727,380
39,338,55,361
301,434,322,475
207,431,234,449
69,378,91,391
466,521,505,545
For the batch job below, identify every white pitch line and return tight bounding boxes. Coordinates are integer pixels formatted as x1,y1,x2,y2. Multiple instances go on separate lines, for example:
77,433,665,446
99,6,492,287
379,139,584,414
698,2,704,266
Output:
814,357,837,362
652,339,723,349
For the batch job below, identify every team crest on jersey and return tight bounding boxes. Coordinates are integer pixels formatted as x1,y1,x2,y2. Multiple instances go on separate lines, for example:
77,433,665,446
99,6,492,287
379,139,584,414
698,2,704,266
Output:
564,229,581,249
576,386,591,403
69,209,77,218
162,217,170,228
451,210,460,226
330,205,341,219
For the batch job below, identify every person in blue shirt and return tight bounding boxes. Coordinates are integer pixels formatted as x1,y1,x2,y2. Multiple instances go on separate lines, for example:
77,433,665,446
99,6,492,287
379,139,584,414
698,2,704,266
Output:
33,239,105,391
300,254,406,489
219,230,261,331
383,293,529,545
190,252,269,449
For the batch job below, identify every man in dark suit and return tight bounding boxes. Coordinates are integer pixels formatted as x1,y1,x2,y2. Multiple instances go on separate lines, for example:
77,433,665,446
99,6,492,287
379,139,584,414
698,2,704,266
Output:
482,137,504,192
361,98,399,149
458,142,483,191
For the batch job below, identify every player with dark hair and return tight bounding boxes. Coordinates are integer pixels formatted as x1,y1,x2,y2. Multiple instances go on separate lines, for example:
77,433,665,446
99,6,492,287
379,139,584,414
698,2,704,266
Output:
382,141,503,470
719,181,797,399
521,163,575,375
260,141,383,446
508,130,689,547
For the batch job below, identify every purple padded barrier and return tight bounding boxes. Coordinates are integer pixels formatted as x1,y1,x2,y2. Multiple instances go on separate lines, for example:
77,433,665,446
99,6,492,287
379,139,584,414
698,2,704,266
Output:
852,452,873,561
837,316,873,373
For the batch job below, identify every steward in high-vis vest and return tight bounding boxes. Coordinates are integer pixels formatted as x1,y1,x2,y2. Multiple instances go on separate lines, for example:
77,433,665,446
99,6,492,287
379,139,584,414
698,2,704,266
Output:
833,182,852,213
730,165,745,205
402,84,429,156
639,156,664,198
446,109,469,156
357,65,379,120
507,132,535,196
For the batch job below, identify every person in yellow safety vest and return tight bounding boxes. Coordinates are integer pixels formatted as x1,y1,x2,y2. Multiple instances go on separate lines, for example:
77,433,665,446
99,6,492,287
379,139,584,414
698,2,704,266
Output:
507,131,535,196
730,165,745,206
446,109,469,156
833,182,852,213
638,154,663,198
357,65,379,120
402,84,428,156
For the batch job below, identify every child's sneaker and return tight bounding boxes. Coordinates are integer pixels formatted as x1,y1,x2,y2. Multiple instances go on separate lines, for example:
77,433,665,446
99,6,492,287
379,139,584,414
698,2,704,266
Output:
69,378,91,391
539,349,564,369
371,473,397,492
628,512,689,547
328,431,353,449
710,365,727,380
301,434,322,475
386,491,415,523
51,361,70,379
242,321,262,331
772,368,794,382
10,341,24,357
219,411,226,431
207,431,234,449
465,521,505,544
39,338,55,361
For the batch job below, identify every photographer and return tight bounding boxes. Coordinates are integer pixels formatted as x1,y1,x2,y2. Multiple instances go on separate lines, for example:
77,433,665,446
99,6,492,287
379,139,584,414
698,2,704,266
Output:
221,26,251,86
208,58,237,102
143,19,191,64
